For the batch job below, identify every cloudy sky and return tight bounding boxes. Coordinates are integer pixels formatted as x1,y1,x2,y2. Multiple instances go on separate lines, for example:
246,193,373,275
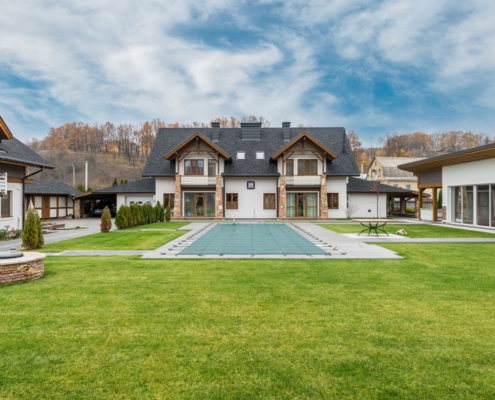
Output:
1,0,494,143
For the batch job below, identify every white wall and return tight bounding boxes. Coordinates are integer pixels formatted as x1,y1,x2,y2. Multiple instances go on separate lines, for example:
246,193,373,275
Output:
0,182,23,230
327,176,348,218
443,158,495,223
348,193,388,218
224,177,278,219
116,193,154,209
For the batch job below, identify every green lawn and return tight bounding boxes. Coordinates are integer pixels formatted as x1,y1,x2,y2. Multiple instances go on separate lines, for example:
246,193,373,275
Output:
39,230,185,252
128,221,190,231
319,222,495,238
2,244,495,398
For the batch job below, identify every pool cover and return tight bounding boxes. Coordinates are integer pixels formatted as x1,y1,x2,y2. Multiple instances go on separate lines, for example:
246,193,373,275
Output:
179,224,327,255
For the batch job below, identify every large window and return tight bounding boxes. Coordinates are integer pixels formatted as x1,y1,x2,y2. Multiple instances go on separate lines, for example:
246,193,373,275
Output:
263,193,276,209
453,186,474,224
298,159,317,175
184,159,204,175
287,193,317,217
226,193,238,209
327,193,339,209
477,185,490,226
1,191,11,218
452,184,495,227
208,159,215,176
286,160,294,176
184,192,215,217
163,193,174,209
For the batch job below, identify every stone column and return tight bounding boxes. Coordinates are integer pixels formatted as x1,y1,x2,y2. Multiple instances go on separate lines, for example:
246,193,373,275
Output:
442,206,446,221
320,174,328,219
215,175,224,219
174,174,182,218
74,199,82,218
278,175,286,219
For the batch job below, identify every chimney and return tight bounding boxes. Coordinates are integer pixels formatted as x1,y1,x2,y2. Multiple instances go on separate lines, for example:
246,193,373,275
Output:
211,121,220,142
241,122,261,141
282,122,291,142
342,129,348,154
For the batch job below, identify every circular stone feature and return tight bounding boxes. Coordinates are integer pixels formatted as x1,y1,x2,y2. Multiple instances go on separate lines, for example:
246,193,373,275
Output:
0,252,46,286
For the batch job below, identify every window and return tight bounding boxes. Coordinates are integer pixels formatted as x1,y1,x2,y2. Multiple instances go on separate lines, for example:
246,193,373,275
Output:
298,159,317,175
263,193,276,209
256,151,264,159
184,159,204,175
208,159,215,176
406,185,411,190
327,193,339,209
163,193,175,209
286,159,294,176
226,193,238,209
237,152,245,160
1,191,11,218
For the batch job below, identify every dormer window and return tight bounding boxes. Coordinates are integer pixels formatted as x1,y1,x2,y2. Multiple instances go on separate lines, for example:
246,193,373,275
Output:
298,159,317,175
256,151,264,159
237,152,245,160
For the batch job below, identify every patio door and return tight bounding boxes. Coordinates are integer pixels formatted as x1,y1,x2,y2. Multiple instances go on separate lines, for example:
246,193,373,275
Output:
184,193,215,217
287,193,318,218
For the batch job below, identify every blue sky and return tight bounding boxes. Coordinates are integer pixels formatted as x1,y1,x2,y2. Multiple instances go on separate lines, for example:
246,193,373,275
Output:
1,0,494,145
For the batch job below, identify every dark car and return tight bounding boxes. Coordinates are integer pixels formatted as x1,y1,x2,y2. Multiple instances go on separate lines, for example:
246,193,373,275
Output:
91,201,116,217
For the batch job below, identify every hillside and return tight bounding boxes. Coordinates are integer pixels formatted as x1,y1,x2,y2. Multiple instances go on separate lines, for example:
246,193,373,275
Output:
31,150,147,190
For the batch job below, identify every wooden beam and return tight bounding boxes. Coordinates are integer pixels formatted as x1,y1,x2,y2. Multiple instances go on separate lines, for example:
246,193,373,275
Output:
432,187,438,222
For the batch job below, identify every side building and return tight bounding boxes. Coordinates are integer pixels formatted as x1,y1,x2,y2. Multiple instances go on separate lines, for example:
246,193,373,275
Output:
142,122,360,219
399,143,495,228
0,116,54,229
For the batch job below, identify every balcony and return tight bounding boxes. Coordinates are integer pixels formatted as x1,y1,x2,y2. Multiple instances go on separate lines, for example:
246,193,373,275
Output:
181,176,216,186
286,176,321,186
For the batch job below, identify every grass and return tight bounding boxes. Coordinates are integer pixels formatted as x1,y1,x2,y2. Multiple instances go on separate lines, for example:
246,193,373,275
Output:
128,221,190,231
319,222,495,238
1,243,495,398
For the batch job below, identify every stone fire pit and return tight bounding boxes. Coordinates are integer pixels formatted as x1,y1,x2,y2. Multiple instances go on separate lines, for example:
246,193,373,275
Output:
0,252,46,285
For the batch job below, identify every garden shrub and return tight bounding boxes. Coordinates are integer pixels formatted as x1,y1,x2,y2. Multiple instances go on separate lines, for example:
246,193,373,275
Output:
115,205,128,230
165,204,171,222
100,206,112,233
22,209,44,249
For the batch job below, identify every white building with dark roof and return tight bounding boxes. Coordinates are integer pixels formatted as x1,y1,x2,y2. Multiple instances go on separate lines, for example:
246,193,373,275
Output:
0,116,54,229
142,121,360,219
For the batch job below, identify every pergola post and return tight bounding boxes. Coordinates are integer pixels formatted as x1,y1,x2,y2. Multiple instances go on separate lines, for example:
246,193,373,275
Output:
432,187,438,221
417,188,424,220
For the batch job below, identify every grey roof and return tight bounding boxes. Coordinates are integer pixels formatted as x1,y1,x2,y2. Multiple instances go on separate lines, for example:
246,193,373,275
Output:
25,180,82,196
143,127,360,177
92,178,155,194
0,138,54,169
347,177,415,194
372,157,424,179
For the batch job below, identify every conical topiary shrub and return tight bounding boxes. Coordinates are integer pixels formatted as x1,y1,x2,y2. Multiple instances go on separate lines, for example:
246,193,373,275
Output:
22,209,44,250
100,206,112,233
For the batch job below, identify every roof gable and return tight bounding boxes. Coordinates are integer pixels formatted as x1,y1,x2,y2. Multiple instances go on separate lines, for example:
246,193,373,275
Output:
165,133,230,161
0,116,13,141
271,132,337,160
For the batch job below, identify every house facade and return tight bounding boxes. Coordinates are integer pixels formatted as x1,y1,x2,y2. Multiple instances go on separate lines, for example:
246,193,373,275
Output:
143,122,360,219
399,143,495,228
0,116,54,229
367,157,425,191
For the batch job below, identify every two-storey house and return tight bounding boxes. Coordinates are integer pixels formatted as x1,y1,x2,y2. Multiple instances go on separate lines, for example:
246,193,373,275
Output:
142,122,359,219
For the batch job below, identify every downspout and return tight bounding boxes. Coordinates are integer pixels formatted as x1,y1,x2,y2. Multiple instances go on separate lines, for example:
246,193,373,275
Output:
22,167,44,228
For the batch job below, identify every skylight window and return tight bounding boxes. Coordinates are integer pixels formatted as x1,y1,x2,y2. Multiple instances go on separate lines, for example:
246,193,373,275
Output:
237,151,245,160
256,151,264,159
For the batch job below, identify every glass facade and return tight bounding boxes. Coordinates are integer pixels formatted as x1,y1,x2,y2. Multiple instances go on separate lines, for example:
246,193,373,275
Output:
452,184,494,227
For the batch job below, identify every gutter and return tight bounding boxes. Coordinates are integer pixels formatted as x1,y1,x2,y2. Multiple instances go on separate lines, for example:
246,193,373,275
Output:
22,167,44,227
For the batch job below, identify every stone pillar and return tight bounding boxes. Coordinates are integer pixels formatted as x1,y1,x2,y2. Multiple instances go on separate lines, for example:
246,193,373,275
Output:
400,198,406,215
215,175,224,219
278,175,286,219
74,199,82,218
442,206,446,221
320,174,328,219
174,174,182,218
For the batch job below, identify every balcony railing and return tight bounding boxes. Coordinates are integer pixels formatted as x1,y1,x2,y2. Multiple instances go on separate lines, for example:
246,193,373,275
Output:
181,176,216,186
286,176,321,186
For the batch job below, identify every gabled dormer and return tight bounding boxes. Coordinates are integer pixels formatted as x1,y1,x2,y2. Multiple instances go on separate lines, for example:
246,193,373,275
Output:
165,132,231,186
271,132,337,185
